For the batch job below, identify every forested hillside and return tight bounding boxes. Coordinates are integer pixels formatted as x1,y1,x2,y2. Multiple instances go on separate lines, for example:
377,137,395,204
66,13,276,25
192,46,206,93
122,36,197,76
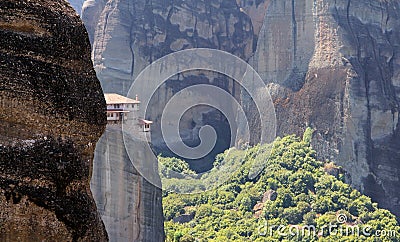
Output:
162,130,400,241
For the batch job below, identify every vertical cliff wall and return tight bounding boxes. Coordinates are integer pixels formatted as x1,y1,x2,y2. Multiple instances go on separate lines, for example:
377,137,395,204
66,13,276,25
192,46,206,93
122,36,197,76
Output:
91,126,164,242
81,0,400,230
0,0,108,240
84,0,254,93
83,0,255,171
251,0,400,217
81,1,257,239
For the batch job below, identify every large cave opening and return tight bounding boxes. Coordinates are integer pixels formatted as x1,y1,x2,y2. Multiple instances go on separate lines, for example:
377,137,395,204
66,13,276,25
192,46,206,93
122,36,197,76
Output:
147,71,238,173
157,105,231,173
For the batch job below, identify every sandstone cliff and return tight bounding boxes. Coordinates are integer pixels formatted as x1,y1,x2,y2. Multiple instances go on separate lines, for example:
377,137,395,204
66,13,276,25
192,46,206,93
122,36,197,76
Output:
83,0,254,92
81,0,400,232
0,0,108,240
251,0,400,218
81,1,256,240
91,126,164,242
83,0,254,171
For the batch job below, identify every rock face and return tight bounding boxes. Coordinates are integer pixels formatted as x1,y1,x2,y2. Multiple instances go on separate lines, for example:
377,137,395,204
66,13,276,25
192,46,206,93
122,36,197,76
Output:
68,0,85,15
83,0,254,172
0,0,108,241
81,0,257,240
236,0,270,38
91,126,164,242
84,0,254,93
251,0,400,218
82,0,400,230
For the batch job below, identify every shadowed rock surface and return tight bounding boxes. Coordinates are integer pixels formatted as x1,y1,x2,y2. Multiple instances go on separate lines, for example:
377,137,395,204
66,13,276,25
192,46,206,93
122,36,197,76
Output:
0,0,108,240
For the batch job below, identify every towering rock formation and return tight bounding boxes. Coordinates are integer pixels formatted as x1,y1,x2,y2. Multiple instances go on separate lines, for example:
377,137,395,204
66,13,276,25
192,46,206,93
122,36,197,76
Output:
83,0,254,93
82,1,255,240
81,0,400,236
84,0,254,167
251,0,400,218
81,0,256,240
0,0,108,241
68,0,85,15
80,0,260,240
91,126,164,242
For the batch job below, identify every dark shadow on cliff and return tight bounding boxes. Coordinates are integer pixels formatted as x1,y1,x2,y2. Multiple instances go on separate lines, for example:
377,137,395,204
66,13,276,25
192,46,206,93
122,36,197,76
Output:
0,137,107,241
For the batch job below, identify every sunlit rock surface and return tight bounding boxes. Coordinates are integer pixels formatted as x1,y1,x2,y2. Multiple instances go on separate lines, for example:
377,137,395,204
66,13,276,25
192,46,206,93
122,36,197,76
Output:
251,0,400,218
82,1,255,240
91,126,164,242
82,0,400,232
83,0,254,92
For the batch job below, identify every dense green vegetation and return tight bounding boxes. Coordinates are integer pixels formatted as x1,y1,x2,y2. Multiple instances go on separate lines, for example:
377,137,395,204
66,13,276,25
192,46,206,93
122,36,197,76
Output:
162,129,400,241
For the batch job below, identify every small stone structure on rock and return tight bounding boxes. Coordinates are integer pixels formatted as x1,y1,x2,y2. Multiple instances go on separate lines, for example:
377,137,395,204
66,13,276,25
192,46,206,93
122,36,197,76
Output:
104,93,153,133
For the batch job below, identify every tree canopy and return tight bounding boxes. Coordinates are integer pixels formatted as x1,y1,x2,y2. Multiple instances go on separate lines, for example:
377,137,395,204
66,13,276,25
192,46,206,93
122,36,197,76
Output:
163,131,400,241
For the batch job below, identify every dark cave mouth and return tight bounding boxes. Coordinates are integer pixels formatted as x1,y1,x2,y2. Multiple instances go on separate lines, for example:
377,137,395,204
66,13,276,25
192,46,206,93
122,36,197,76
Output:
146,72,243,174
152,106,232,174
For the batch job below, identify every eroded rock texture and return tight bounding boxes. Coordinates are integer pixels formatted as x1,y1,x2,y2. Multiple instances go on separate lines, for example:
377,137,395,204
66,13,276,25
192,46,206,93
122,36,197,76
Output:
236,0,270,38
83,0,254,169
82,1,255,240
0,0,108,241
82,0,400,233
84,0,254,92
251,0,400,218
